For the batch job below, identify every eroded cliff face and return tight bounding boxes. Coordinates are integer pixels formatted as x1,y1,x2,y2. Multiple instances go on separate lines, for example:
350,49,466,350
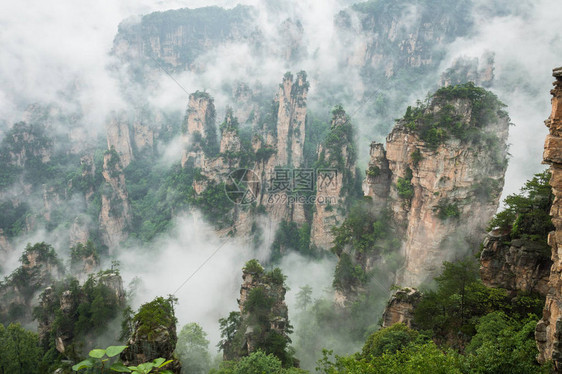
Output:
381,287,421,329
364,91,509,286
107,113,134,168
36,271,126,355
311,109,358,250
121,297,181,373
99,150,131,251
336,2,472,80
480,228,551,296
274,72,308,168
106,111,156,169
0,243,64,325
181,92,217,169
113,6,256,72
222,263,291,363
536,67,562,369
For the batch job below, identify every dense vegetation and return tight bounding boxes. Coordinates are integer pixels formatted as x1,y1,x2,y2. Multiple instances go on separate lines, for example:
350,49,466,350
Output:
219,260,296,368
318,257,548,373
331,205,399,292
489,170,554,250
402,82,508,149
33,271,125,368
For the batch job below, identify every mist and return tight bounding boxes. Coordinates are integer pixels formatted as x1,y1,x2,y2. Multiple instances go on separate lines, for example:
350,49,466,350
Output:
1,0,562,370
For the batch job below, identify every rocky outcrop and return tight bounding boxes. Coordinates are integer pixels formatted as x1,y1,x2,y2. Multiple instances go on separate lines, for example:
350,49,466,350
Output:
440,53,495,88
181,91,217,168
36,270,126,355
364,85,509,286
274,71,308,168
222,261,291,363
381,287,421,329
336,2,472,79
121,297,181,373
98,149,131,251
238,268,289,357
0,242,64,324
363,143,392,211
480,229,551,296
69,216,90,248
113,6,255,72
106,113,134,168
2,122,53,168
536,67,562,370
311,108,358,250
106,111,155,168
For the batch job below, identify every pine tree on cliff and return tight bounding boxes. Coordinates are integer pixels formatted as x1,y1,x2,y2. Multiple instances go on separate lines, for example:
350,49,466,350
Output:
218,259,296,367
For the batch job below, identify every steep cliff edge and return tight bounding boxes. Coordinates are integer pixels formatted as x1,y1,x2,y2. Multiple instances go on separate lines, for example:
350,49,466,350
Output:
0,242,64,325
121,296,181,373
311,106,359,250
536,67,562,369
381,287,421,329
99,149,131,251
480,229,551,296
35,270,126,357
219,260,294,366
364,83,510,286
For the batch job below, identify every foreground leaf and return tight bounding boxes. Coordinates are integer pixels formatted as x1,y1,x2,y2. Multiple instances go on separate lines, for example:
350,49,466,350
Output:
72,358,94,371
89,349,106,359
106,345,128,358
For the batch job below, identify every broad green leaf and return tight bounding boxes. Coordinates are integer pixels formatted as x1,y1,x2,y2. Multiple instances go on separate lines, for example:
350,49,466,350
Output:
72,359,94,370
106,345,128,357
89,349,106,359
153,358,165,367
157,359,173,368
136,362,154,373
160,371,173,374
110,362,132,372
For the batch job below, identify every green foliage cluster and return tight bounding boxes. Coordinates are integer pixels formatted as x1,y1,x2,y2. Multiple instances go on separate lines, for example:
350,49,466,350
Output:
410,149,422,168
70,240,99,272
0,201,30,237
319,257,548,374
243,259,264,274
271,221,313,262
175,323,211,374
73,345,173,374
133,296,177,342
331,205,398,256
401,82,507,150
332,253,367,292
212,350,306,374
191,181,234,228
366,165,380,178
414,258,544,346
395,168,414,200
0,323,44,374
331,205,399,292
319,105,356,170
435,199,460,220
220,260,295,367
489,170,553,250
31,271,124,367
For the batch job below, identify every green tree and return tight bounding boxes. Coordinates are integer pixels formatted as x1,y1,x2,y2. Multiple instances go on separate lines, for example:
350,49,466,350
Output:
489,170,553,248
175,323,211,374
0,323,44,374
360,323,419,359
464,312,548,373
296,285,313,311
